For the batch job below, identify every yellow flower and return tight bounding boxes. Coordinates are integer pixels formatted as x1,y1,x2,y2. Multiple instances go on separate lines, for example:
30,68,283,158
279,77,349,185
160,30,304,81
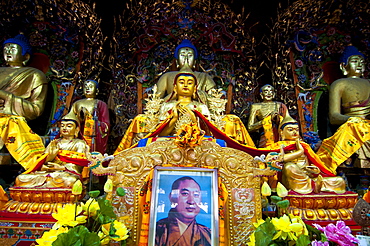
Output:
72,180,83,195
261,181,272,196
113,220,129,241
247,232,256,246
82,198,100,216
98,231,111,245
104,179,113,193
36,227,69,246
52,203,87,228
253,218,265,229
271,214,301,241
276,182,288,198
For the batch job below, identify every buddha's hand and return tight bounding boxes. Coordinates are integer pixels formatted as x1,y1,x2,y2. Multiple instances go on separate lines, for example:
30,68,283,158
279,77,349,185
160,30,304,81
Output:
47,139,60,156
42,162,65,171
177,104,196,123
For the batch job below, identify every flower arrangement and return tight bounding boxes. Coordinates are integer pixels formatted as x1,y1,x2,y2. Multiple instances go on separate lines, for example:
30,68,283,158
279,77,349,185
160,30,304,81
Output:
248,215,359,246
36,185,129,246
175,122,204,148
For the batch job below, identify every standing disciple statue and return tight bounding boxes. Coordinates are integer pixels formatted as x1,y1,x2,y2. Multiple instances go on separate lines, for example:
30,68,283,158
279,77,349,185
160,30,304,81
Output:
0,34,48,170
15,111,91,188
248,84,290,147
71,79,110,154
156,39,216,104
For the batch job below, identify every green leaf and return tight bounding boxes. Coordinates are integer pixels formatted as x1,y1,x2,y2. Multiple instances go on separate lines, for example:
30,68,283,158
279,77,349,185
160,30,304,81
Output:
296,234,311,246
116,187,126,197
254,218,276,245
98,196,117,219
270,196,282,203
89,190,100,198
276,200,290,209
52,226,101,246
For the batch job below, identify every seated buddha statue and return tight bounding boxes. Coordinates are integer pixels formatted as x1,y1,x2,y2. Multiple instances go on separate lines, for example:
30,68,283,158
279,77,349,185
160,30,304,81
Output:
14,111,91,188
248,84,290,147
156,39,216,104
329,45,369,125
278,116,346,194
114,64,254,154
71,79,110,154
0,34,48,169
316,46,370,171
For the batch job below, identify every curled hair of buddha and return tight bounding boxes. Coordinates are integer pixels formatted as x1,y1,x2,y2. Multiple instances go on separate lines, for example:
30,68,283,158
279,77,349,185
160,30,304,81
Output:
86,79,99,89
260,84,274,93
339,46,365,65
174,39,198,60
4,34,32,56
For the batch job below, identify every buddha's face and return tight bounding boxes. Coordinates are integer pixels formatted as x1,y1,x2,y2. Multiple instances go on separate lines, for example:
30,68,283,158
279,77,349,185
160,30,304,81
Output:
260,85,275,101
60,120,78,138
177,47,195,68
3,43,26,67
83,80,98,98
174,75,196,97
280,123,300,141
344,55,365,77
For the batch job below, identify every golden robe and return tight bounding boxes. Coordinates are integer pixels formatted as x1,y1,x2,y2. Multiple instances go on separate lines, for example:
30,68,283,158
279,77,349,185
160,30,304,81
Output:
114,100,254,154
15,138,89,188
0,66,48,120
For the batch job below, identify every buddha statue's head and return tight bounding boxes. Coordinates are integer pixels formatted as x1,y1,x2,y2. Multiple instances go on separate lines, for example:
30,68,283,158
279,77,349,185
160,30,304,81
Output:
83,79,99,99
60,111,80,138
339,46,366,78
3,34,32,67
174,39,198,69
279,115,300,141
260,84,275,102
169,64,199,102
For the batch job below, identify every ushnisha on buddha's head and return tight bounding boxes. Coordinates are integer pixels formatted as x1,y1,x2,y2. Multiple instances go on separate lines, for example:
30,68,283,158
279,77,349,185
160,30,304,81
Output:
260,84,275,102
174,39,198,69
3,34,32,67
339,46,366,78
279,115,300,141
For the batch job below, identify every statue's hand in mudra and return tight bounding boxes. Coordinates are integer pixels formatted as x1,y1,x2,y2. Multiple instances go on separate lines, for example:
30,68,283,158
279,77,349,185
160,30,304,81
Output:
79,106,89,121
41,162,65,172
176,103,197,123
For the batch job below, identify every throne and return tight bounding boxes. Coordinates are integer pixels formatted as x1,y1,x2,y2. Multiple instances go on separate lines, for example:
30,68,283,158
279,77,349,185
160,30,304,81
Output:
104,139,273,246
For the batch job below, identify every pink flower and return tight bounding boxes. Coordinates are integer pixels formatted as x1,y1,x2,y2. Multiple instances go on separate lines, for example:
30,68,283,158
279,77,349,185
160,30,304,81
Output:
295,59,304,67
313,221,360,246
311,240,329,246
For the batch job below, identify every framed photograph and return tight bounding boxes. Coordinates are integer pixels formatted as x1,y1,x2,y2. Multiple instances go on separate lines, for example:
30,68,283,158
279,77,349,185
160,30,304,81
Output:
148,166,219,246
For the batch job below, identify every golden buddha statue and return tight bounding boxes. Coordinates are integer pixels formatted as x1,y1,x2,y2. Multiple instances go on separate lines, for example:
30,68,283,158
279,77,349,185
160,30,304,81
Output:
329,46,370,125
156,39,216,104
316,46,370,171
71,79,110,154
0,34,47,170
14,111,91,188
279,116,346,194
248,84,289,147
114,65,254,154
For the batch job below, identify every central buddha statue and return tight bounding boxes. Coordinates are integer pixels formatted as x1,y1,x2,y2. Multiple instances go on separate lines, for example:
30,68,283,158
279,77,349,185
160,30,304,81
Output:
156,39,216,104
14,111,91,188
114,65,254,154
